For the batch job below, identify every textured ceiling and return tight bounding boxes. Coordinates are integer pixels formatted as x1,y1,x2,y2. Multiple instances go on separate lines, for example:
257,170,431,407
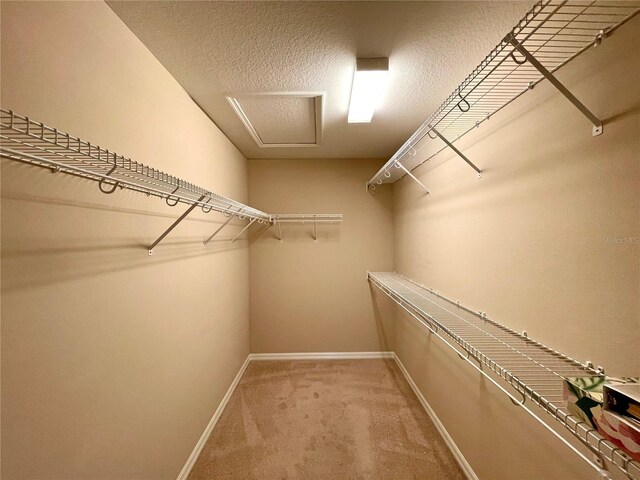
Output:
231,94,319,145
107,1,531,159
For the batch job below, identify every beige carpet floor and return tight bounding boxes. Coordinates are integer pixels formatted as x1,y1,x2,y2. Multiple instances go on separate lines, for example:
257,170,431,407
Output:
188,359,465,480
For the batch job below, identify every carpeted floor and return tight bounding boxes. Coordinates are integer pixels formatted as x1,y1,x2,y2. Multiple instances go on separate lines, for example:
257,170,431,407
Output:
188,359,465,480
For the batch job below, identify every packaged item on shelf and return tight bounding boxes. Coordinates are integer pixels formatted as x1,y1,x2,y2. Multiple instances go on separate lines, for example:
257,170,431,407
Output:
597,409,640,462
563,376,606,429
564,376,640,461
604,383,640,422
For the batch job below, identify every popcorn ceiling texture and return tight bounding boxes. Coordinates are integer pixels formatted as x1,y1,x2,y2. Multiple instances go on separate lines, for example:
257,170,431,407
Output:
107,1,531,159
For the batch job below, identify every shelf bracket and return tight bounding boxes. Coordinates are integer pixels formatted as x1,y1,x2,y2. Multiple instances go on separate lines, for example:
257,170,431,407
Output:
428,126,482,178
509,37,603,136
203,207,243,247
231,218,256,243
276,221,283,242
394,161,430,195
149,194,206,255
313,216,317,242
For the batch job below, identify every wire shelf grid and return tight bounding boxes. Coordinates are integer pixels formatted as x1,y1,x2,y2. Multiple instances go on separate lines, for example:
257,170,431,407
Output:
368,271,640,480
272,214,344,224
0,109,271,222
367,0,640,189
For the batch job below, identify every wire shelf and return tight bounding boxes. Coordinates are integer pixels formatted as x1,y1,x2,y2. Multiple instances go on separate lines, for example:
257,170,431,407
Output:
369,272,640,480
1,109,346,251
367,0,640,189
0,109,271,222
272,214,343,224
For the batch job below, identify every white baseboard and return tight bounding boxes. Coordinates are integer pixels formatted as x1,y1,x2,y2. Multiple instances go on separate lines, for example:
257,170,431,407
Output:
176,354,251,480
177,351,475,480
392,353,478,480
249,351,395,361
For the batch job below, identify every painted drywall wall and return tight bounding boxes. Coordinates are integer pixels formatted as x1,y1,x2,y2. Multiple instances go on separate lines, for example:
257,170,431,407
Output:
248,158,395,353
388,15,640,480
1,2,250,479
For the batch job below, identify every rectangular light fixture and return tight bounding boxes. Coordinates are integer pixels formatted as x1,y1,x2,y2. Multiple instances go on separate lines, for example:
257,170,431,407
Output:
348,58,389,123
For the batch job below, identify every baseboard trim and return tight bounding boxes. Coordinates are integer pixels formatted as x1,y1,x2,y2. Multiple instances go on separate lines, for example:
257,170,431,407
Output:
249,351,395,361
392,353,478,480
176,354,251,480
177,351,476,480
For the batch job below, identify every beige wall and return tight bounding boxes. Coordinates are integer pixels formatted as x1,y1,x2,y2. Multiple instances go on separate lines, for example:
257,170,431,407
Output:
1,2,250,479
248,158,395,353
390,16,639,480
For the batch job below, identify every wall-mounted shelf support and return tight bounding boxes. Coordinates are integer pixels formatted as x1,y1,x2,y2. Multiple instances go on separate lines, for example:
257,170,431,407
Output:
428,126,482,177
508,36,603,136
393,162,430,194
148,194,206,255
231,218,256,243
203,208,244,246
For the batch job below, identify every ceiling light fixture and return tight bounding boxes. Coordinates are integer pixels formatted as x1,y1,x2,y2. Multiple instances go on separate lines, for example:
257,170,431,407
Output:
348,58,389,124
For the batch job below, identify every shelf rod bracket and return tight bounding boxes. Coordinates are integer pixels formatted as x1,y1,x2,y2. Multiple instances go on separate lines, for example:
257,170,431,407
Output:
276,221,283,242
149,194,206,255
394,162,430,195
313,216,317,242
203,207,243,247
231,218,256,243
509,37,603,136
429,126,482,178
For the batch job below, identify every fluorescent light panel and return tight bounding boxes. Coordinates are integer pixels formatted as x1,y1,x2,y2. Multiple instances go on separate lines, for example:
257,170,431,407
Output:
348,58,389,124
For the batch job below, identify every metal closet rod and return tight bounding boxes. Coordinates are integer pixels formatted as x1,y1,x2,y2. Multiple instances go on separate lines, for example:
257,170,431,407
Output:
366,0,640,192
367,272,640,480
0,109,343,254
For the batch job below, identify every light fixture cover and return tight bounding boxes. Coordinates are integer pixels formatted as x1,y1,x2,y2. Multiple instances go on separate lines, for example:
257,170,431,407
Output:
348,58,389,123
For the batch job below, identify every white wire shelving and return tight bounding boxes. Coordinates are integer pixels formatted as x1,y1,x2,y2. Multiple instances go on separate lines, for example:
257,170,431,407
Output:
367,0,640,192
368,272,640,480
271,214,343,242
0,109,342,253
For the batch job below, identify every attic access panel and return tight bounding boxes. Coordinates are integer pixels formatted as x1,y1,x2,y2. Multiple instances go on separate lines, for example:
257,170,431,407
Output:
226,92,323,147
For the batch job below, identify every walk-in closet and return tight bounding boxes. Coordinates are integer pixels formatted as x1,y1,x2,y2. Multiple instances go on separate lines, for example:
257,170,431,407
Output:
1,1,639,479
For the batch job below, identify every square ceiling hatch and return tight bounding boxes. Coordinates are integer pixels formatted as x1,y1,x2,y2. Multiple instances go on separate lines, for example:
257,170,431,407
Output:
226,93,323,148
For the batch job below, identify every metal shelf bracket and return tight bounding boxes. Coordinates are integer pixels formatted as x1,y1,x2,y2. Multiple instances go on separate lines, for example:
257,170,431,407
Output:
394,161,430,195
231,218,256,243
508,36,604,137
313,216,318,242
203,207,243,247
148,194,207,255
428,126,482,178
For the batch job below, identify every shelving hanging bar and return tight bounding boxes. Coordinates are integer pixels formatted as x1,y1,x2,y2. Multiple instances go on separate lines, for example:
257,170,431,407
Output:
368,272,640,480
367,0,640,190
0,109,343,252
